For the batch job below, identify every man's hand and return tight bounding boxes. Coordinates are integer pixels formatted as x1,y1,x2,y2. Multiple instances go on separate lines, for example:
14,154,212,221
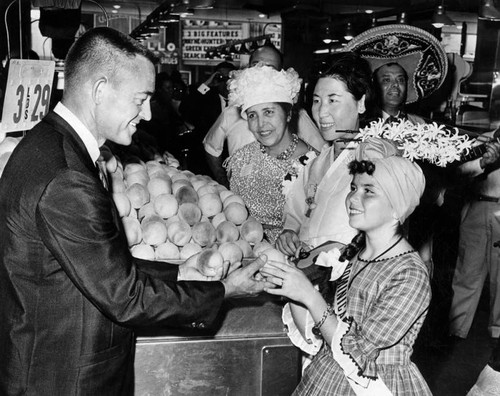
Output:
480,141,500,169
178,253,229,281
221,255,276,298
204,71,221,88
276,229,302,257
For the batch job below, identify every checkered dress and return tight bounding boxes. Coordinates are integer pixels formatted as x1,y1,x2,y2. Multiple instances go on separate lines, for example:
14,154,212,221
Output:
294,251,432,395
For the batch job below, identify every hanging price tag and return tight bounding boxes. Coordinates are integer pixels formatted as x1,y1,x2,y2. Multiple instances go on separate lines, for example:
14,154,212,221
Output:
1,59,55,134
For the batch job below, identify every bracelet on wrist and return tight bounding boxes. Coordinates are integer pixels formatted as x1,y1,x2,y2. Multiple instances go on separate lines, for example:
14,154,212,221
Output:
312,304,334,336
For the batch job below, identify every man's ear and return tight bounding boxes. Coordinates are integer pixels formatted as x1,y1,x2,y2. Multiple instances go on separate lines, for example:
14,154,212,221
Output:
92,77,108,104
358,94,366,115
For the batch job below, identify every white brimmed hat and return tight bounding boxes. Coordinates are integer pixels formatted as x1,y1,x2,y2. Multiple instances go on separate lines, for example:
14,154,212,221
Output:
345,24,448,104
228,63,302,119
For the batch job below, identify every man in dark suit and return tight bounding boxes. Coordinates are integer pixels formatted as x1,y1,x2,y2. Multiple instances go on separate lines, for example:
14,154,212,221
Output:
0,27,271,395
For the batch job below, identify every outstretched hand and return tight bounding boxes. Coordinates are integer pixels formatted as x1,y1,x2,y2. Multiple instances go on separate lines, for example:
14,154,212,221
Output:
276,229,303,258
221,255,276,298
178,253,229,281
260,260,317,307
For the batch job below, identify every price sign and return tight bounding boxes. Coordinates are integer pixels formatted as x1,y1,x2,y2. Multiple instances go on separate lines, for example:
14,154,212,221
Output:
1,59,55,134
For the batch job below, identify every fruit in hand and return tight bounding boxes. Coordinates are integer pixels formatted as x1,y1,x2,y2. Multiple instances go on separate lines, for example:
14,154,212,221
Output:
197,247,224,276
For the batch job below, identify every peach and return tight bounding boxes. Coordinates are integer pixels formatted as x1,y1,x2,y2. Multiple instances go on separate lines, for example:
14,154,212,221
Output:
180,242,203,260
138,202,156,221
0,136,20,155
234,239,254,258
191,178,207,192
181,170,195,179
171,179,191,195
155,241,180,260
218,242,243,265
262,247,288,265
216,220,239,243
121,216,142,247
211,212,227,229
164,214,180,227
125,170,149,188
253,240,273,256
178,203,202,226
240,218,264,244
130,243,155,260
224,202,248,225
141,219,168,246
110,174,126,193
196,247,224,277
197,184,219,197
104,155,118,174
125,183,150,209
223,194,246,208
171,172,189,183
112,192,131,218
148,167,170,180
167,220,192,246
147,177,172,197
175,185,199,205
153,193,178,219
198,193,223,218
219,190,234,203
141,214,164,226
124,162,146,177
191,221,217,247
216,184,228,193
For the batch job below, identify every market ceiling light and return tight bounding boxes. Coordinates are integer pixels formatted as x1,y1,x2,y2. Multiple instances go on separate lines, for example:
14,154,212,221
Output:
344,22,354,41
398,12,407,24
479,0,500,20
432,5,455,28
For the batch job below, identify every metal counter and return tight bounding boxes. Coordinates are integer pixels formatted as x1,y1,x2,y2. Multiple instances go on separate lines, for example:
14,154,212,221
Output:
134,295,301,396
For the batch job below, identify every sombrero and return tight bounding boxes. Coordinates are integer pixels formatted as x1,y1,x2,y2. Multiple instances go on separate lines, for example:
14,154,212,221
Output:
345,24,448,104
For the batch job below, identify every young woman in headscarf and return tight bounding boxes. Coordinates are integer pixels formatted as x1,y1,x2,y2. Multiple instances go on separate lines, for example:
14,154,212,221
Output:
225,64,318,243
261,137,432,395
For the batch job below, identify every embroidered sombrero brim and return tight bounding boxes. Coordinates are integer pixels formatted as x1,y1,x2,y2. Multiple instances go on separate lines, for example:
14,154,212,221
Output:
345,24,448,104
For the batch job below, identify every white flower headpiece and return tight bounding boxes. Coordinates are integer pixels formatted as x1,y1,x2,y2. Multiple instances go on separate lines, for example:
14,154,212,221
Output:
360,119,473,167
228,63,302,119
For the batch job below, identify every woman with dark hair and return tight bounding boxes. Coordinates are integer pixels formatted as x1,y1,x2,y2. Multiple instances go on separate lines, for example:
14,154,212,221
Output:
225,64,318,243
263,137,432,395
277,51,374,254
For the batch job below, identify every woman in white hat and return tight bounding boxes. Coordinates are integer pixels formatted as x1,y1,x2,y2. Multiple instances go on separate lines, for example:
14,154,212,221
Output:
262,137,432,395
225,64,318,243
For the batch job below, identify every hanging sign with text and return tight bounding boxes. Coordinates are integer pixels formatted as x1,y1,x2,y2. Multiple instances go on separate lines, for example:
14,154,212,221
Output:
182,23,243,62
1,59,55,133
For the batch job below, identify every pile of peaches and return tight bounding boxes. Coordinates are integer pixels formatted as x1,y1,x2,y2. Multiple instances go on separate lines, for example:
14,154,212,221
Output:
104,152,278,266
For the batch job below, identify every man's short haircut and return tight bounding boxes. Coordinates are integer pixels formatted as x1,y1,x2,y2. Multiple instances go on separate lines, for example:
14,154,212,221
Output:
64,27,157,94
249,45,284,70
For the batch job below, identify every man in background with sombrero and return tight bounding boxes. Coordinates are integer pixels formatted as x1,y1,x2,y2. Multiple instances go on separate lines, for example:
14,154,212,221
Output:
346,23,448,125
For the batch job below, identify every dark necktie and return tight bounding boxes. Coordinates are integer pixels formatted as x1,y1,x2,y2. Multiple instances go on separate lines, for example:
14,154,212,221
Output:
96,160,109,191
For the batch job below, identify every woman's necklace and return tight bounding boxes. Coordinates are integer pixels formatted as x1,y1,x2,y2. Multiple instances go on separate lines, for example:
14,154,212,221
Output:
260,133,299,161
347,235,404,289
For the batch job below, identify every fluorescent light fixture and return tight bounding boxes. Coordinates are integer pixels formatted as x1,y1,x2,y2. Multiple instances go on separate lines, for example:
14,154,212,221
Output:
432,5,455,28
